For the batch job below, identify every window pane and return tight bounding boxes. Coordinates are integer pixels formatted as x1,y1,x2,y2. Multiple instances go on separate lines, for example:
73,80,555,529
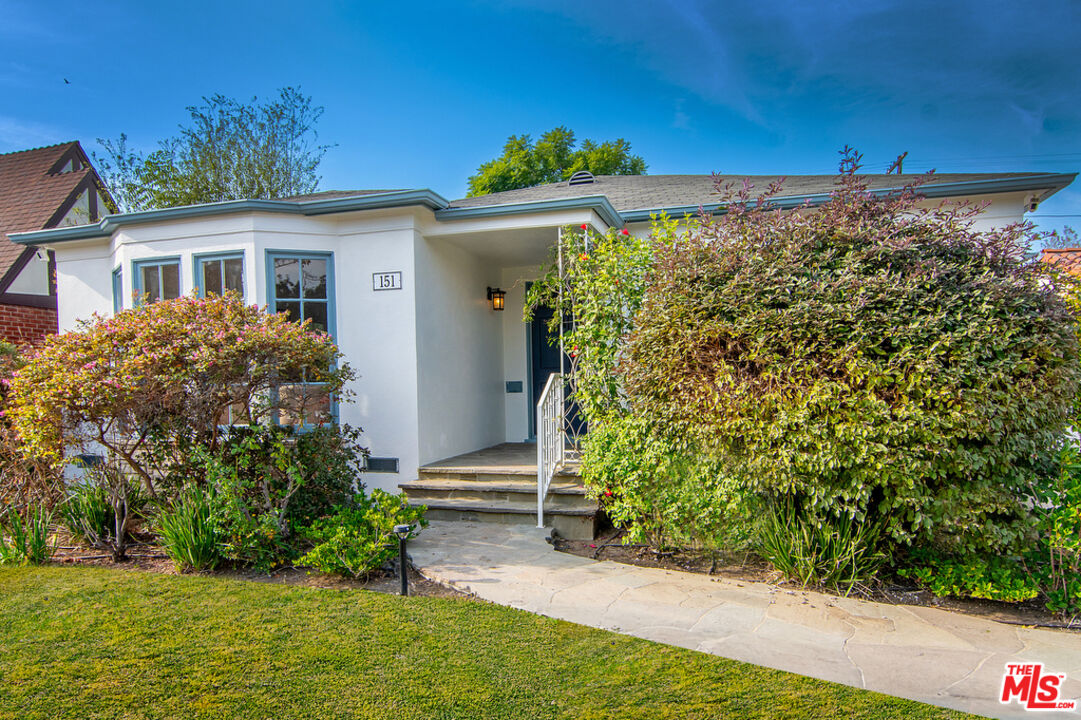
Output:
112,270,122,313
162,263,180,300
202,259,223,296
278,383,331,426
276,300,301,323
274,258,300,299
302,258,327,299
303,302,328,333
223,258,244,294
141,265,160,302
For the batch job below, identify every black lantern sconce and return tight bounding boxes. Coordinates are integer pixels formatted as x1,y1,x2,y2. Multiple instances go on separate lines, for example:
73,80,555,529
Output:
487,287,506,311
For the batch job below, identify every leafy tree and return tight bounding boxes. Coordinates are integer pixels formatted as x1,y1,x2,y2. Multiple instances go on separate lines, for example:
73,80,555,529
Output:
1041,225,1079,250
95,87,331,212
467,126,646,196
7,294,353,497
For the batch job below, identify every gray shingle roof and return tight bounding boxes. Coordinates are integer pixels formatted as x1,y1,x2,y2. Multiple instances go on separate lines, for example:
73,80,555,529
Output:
280,189,406,202
447,173,1061,214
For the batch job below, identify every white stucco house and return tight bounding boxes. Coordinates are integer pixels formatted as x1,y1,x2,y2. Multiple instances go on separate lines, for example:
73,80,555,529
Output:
10,170,1077,535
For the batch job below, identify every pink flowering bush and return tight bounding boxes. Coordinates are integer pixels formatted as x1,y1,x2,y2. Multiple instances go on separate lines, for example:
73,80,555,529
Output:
7,293,354,496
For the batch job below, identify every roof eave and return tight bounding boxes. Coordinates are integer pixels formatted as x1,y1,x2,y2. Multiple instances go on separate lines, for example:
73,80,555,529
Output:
10,189,451,246
619,173,1079,223
435,195,623,228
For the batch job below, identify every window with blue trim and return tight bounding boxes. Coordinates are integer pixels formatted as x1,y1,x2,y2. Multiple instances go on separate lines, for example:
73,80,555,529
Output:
267,251,335,425
196,252,244,297
270,254,331,333
112,267,122,314
133,258,181,303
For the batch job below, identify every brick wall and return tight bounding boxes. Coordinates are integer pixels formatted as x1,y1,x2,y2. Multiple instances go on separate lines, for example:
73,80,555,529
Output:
0,303,58,345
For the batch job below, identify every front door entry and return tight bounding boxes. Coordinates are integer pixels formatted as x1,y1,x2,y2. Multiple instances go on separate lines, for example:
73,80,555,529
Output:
529,303,585,439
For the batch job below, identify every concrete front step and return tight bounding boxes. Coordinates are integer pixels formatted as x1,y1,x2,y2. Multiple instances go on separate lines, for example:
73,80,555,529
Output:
418,499,597,541
405,443,597,540
401,477,588,505
401,480,598,540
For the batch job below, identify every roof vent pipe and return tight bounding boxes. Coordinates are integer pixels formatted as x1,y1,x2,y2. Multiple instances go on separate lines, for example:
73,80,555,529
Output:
568,170,595,186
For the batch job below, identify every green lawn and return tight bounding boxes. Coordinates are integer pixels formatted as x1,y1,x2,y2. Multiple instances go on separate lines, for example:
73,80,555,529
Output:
0,566,974,720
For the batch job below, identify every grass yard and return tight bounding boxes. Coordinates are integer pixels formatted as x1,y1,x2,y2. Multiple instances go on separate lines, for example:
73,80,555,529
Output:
0,566,974,720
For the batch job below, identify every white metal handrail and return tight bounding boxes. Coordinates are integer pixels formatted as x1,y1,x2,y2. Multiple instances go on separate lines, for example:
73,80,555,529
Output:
536,372,564,528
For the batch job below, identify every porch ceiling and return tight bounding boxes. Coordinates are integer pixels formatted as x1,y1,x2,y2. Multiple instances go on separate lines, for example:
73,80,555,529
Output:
438,226,557,266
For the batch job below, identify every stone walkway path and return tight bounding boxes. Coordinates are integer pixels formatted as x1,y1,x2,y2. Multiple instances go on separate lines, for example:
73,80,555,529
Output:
411,521,1081,720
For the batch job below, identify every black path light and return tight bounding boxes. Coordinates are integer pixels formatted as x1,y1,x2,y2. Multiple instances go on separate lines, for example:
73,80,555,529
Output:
394,524,413,596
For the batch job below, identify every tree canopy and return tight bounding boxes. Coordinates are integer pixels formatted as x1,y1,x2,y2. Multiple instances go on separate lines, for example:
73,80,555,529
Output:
95,87,331,213
466,126,645,197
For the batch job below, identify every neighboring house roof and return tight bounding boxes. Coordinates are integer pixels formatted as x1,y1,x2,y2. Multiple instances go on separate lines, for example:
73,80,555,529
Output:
0,141,111,281
1040,248,1081,274
11,170,1077,247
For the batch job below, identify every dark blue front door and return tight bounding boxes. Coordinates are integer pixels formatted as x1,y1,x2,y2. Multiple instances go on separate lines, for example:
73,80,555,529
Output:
530,303,585,438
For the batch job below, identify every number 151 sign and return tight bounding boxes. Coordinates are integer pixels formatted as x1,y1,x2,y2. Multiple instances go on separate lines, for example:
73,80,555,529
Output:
373,271,403,291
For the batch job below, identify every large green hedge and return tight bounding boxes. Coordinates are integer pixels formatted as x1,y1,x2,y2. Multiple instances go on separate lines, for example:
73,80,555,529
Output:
621,163,1080,555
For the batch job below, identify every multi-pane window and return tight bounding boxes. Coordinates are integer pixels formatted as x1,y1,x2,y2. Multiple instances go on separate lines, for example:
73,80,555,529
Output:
197,253,244,297
267,252,335,426
270,254,331,334
133,259,181,303
112,267,122,313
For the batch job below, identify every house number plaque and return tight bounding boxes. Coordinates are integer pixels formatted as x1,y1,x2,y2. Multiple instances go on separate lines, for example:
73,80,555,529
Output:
372,271,403,291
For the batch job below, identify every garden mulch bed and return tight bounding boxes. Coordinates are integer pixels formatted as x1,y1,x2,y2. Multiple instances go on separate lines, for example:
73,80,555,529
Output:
49,541,472,600
553,530,1081,632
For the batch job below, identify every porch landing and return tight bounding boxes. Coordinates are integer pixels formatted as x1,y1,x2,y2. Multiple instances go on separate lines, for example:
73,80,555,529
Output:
400,443,599,540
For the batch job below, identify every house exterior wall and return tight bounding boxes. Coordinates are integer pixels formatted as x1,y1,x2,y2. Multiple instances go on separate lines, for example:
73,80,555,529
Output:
500,265,541,442
330,211,422,491
5,250,51,295
414,234,505,465
0,303,57,344
50,211,426,493
55,243,113,331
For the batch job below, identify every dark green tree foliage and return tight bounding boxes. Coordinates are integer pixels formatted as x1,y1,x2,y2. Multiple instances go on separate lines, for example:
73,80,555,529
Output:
467,126,645,196
95,87,330,212
622,150,1081,556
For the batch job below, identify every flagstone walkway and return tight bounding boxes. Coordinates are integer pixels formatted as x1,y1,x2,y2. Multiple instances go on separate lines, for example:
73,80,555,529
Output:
410,520,1081,720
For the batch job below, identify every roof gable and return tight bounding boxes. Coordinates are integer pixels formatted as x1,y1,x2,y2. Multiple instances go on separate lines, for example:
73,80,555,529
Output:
0,141,107,274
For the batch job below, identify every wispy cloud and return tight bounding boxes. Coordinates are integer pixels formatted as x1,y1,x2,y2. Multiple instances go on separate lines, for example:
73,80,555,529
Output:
517,0,1081,152
0,115,67,152
672,98,690,130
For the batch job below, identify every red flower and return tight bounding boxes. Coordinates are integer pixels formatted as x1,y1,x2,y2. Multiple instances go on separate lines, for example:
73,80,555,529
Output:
621,229,630,236
579,253,588,261
580,223,588,230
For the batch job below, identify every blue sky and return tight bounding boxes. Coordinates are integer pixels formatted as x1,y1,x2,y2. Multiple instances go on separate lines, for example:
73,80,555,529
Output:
2,0,1079,233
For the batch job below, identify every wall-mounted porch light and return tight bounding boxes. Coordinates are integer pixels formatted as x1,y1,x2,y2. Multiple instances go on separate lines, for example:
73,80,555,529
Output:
487,286,506,311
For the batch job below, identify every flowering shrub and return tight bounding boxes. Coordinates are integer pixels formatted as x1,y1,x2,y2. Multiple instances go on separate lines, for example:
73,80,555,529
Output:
0,343,64,514
622,150,1080,558
531,149,1081,597
526,222,654,421
7,294,354,496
